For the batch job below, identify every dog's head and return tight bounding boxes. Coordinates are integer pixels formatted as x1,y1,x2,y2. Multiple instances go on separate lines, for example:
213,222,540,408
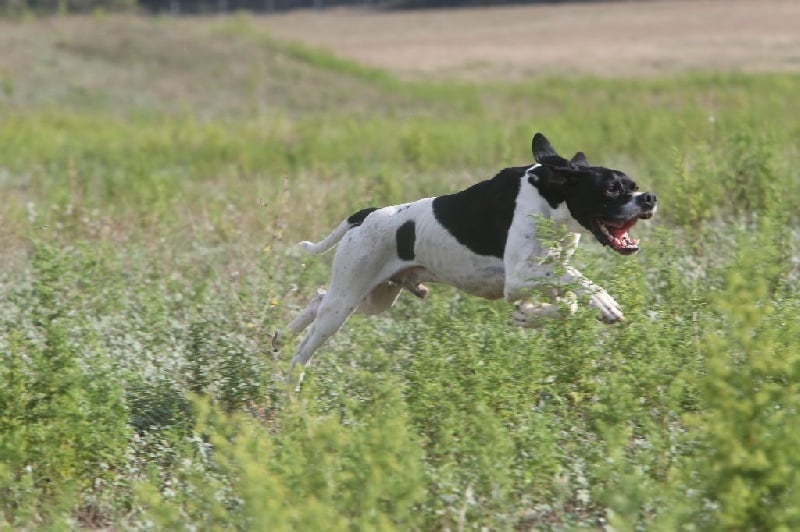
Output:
528,133,657,255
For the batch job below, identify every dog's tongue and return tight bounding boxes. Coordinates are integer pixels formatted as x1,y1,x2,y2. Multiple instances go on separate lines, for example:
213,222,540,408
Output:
610,224,631,239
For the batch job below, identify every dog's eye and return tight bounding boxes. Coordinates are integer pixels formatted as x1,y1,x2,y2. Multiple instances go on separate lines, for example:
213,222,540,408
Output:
606,183,621,197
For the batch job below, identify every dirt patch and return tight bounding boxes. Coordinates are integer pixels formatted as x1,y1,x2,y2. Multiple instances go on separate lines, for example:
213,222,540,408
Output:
258,0,800,78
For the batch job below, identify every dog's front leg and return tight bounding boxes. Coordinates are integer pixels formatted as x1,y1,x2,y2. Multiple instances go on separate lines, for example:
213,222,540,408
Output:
506,257,577,328
512,293,577,328
560,265,625,323
505,233,624,324
507,266,624,325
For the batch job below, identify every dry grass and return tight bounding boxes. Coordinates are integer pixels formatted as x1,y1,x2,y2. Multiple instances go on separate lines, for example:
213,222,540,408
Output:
0,16,417,115
257,0,800,79
2,1,797,115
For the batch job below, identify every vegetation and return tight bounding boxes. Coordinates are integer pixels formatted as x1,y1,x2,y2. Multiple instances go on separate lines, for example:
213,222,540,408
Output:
1,15,799,529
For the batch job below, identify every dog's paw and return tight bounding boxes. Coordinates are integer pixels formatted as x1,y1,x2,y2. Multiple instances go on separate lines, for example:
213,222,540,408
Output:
271,331,283,351
513,300,567,328
589,290,625,323
512,301,542,328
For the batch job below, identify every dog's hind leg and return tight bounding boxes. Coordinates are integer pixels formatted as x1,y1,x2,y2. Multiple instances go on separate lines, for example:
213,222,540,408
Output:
288,288,327,335
290,289,364,370
290,278,404,389
357,282,402,315
289,227,398,388
271,288,326,351
292,281,402,368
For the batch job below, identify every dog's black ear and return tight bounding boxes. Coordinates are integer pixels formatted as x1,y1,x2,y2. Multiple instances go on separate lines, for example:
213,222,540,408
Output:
533,165,578,188
570,151,590,168
532,133,569,166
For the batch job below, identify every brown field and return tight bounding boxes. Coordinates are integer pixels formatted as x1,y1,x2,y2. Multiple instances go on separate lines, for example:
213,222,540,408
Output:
0,0,796,114
259,0,800,78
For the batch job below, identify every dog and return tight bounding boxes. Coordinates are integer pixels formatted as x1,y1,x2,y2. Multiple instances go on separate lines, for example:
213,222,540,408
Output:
277,133,657,374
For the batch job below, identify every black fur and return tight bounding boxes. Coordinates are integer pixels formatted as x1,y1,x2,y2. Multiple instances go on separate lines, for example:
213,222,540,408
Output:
396,220,416,261
432,166,529,258
347,207,377,226
528,166,568,210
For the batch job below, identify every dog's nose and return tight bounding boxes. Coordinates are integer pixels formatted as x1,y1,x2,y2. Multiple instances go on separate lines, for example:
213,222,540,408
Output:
638,192,657,209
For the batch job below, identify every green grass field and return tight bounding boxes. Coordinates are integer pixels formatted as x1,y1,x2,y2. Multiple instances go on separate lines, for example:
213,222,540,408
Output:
2,14,800,529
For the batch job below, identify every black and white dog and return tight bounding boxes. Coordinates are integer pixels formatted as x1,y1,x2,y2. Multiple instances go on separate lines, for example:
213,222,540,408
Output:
279,133,657,372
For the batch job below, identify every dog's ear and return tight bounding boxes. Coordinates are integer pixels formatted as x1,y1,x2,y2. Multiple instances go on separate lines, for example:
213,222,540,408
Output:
532,133,569,166
569,151,590,168
533,165,580,188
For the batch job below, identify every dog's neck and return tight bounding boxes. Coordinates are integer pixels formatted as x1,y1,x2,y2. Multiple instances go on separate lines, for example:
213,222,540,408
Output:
519,164,570,219
549,201,572,222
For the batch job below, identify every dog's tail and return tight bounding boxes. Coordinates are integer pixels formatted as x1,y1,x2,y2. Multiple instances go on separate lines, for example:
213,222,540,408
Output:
298,207,377,255
298,220,351,254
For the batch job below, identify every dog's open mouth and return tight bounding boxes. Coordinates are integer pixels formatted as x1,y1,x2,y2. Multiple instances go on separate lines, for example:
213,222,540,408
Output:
595,218,640,254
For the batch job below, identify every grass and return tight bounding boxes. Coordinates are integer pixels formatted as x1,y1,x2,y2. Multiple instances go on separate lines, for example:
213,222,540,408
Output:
1,14,800,529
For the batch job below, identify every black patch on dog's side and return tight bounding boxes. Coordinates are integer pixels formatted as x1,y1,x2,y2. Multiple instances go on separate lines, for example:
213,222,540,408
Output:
432,166,527,258
396,221,416,261
347,207,377,226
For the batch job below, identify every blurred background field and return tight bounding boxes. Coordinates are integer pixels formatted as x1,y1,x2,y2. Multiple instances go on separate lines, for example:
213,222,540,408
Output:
1,2,800,529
